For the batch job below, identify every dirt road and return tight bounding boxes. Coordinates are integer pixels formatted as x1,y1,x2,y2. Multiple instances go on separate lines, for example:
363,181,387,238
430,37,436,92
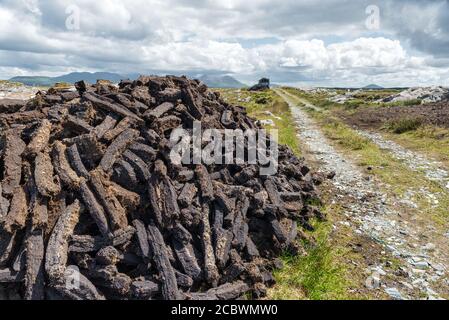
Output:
275,88,449,300
356,130,449,190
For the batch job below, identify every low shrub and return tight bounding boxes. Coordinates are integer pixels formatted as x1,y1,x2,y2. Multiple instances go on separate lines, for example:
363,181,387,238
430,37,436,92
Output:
384,117,423,134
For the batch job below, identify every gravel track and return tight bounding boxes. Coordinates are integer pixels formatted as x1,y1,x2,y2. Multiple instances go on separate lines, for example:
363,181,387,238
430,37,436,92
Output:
275,88,449,300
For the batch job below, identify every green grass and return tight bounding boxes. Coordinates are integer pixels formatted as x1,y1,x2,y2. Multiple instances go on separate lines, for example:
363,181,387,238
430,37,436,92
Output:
283,87,422,111
285,86,449,172
351,89,402,101
380,99,422,108
286,84,449,170
311,111,449,225
382,126,449,169
285,87,449,225
269,87,449,299
217,88,302,156
0,80,24,87
414,125,449,139
383,117,423,134
323,121,370,150
219,88,360,300
270,220,350,300
342,99,365,109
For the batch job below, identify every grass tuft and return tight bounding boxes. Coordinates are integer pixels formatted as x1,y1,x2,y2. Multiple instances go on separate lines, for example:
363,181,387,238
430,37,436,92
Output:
270,221,350,300
384,117,423,134
324,121,369,150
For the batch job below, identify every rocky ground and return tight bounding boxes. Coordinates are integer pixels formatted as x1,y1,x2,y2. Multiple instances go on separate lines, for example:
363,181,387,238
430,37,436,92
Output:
0,77,323,300
327,86,449,105
2,80,449,300
355,131,449,189
0,81,41,101
341,101,449,130
275,88,449,300
378,86,449,104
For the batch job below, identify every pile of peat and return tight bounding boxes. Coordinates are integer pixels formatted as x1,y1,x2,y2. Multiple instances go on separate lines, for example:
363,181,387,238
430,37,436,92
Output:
0,76,323,300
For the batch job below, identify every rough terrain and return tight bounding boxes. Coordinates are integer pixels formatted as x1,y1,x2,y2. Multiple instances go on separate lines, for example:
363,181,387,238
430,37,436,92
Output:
341,102,449,130
275,88,449,300
0,76,323,300
0,81,41,101
355,130,449,189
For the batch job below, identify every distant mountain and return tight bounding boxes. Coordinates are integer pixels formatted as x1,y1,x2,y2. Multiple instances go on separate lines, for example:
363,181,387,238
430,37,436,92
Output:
8,76,55,87
363,84,384,89
10,72,130,87
197,75,246,88
53,72,126,84
10,72,247,88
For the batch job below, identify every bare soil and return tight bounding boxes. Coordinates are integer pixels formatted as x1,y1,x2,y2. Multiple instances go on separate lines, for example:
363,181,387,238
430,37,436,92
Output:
341,102,449,130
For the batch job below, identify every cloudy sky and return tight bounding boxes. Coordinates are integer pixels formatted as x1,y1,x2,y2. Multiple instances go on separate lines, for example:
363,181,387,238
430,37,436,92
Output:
0,0,449,87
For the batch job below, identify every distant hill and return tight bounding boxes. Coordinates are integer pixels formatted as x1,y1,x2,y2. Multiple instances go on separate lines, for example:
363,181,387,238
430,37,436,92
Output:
52,72,126,84
8,76,56,87
197,75,246,88
10,72,129,87
363,84,384,89
10,72,247,88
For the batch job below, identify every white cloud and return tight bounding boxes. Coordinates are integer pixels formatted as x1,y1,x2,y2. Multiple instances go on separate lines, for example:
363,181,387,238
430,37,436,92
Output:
141,40,257,73
251,37,449,86
328,38,407,69
0,0,449,86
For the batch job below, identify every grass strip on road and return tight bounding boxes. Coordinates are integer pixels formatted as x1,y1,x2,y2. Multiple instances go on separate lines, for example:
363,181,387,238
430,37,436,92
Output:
219,88,364,300
285,88,449,226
